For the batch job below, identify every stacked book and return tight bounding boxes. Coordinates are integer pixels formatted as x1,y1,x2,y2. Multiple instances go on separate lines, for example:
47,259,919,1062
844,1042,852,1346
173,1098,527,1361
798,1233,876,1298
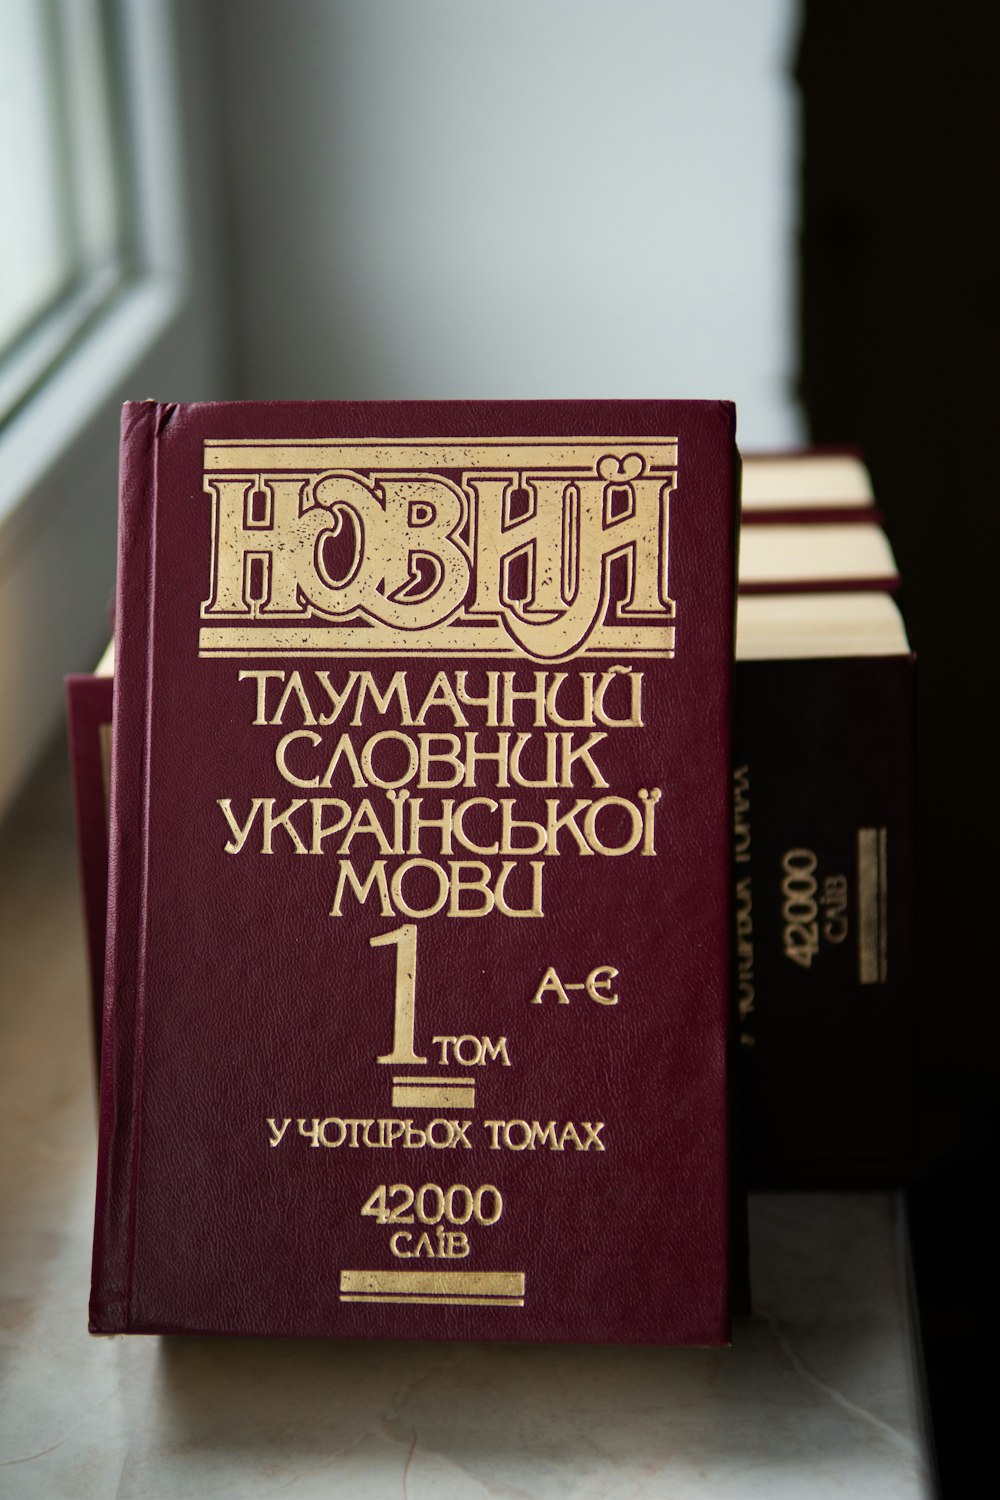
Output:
66,407,914,1344
735,452,916,1187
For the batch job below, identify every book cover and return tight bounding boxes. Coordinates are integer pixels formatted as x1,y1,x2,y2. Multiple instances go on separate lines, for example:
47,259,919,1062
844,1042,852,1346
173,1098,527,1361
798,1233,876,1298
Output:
73,652,917,1193
90,398,739,1343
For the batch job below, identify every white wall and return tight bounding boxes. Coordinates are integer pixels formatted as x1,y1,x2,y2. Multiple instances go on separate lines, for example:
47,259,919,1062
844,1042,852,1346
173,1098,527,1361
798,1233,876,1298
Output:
212,0,801,447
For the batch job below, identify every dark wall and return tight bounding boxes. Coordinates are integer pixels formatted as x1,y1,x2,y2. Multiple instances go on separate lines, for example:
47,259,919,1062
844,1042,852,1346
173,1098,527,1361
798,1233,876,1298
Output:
798,4,999,1492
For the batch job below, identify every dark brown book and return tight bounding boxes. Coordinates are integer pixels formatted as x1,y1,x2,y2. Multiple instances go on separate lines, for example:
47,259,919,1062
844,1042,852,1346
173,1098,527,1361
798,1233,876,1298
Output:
90,399,739,1343
734,591,917,1186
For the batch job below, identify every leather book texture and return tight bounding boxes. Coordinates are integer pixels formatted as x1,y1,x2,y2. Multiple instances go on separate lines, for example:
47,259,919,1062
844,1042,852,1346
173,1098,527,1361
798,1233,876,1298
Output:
89,399,739,1343
733,655,917,1187
72,654,917,1194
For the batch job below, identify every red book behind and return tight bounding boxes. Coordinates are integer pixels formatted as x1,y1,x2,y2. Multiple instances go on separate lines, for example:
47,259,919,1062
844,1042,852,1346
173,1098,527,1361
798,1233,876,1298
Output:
66,672,114,1064
90,399,739,1343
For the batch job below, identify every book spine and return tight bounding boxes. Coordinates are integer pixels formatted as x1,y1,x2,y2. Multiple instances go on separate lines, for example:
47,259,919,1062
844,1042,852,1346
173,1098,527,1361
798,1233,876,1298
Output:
732,655,917,1188
89,402,162,1332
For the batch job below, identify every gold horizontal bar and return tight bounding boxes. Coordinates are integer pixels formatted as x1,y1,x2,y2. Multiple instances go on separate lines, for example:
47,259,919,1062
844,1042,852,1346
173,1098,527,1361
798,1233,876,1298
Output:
204,439,677,472
392,1077,474,1086
391,1085,475,1109
198,624,675,657
340,1269,525,1297
857,827,888,985
202,649,674,662
340,1294,523,1307
200,646,674,660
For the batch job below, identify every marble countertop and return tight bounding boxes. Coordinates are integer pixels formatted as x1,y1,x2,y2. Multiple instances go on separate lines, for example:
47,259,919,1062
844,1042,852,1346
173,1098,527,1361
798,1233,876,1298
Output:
0,750,934,1499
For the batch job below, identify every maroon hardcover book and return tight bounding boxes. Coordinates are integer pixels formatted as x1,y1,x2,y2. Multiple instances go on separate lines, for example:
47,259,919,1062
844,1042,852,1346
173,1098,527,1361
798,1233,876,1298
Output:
66,672,114,1064
90,399,739,1343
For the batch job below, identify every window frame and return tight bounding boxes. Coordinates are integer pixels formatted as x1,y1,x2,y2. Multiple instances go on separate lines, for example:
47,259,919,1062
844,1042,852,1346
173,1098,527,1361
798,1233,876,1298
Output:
0,0,225,818
0,0,131,427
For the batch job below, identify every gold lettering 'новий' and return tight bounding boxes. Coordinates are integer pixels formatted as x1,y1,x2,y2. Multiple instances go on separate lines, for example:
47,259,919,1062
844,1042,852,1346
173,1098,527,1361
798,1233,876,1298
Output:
200,439,678,662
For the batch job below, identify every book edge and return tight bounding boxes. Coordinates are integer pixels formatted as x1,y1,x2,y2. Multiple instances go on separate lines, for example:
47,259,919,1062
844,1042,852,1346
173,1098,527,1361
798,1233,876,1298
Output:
89,401,160,1335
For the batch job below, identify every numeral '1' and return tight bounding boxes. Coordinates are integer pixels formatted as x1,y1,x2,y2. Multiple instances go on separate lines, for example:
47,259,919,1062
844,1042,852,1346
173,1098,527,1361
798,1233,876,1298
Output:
370,924,426,1064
